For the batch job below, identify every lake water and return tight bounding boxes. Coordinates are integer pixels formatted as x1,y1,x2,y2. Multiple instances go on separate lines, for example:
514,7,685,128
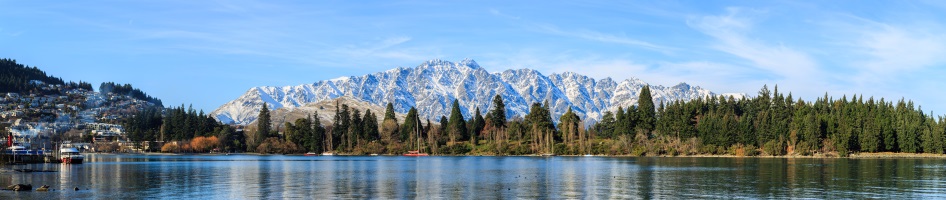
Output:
1,154,945,199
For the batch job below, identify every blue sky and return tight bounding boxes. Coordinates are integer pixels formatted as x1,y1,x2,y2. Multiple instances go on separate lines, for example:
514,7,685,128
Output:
2,0,946,114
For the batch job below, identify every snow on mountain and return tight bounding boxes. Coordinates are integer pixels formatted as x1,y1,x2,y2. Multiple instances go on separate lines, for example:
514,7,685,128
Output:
211,59,740,125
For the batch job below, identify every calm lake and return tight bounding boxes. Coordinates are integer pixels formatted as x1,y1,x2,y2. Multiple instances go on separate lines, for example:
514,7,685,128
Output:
1,154,945,199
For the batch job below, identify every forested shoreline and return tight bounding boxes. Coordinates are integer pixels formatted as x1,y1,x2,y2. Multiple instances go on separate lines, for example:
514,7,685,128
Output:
232,85,946,157
124,84,946,157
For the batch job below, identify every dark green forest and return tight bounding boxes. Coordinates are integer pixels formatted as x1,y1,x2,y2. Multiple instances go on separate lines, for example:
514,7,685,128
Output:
100,82,163,106
0,58,92,94
123,104,244,152
251,85,946,157
112,82,946,156
646,85,943,156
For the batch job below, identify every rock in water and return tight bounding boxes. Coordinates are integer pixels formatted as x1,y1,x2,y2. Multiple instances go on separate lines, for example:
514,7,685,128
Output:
36,185,49,192
13,184,32,191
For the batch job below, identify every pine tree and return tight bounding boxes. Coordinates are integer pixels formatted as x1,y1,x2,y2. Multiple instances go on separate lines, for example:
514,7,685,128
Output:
330,101,350,151
381,102,399,143
448,99,468,144
615,107,627,136
558,107,580,147
439,115,449,139
384,102,396,121
638,85,656,134
400,107,420,142
349,109,363,150
471,107,485,144
256,103,272,149
310,112,325,153
363,109,380,141
595,110,615,138
488,95,506,128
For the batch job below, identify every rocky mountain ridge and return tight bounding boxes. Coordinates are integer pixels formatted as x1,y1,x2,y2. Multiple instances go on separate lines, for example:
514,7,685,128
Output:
211,59,742,125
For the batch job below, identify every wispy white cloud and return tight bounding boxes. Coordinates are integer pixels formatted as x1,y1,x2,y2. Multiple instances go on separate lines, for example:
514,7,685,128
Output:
535,24,676,54
846,19,946,82
487,8,520,20
688,7,820,81
488,8,673,54
686,7,828,96
809,14,946,105
335,36,411,57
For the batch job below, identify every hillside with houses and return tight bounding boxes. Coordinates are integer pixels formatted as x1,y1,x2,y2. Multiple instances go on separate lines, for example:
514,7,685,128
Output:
1,58,161,152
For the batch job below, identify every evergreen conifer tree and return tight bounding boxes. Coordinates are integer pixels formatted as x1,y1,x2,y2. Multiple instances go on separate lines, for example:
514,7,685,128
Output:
489,95,506,128
448,100,468,144
638,85,656,134
256,103,272,149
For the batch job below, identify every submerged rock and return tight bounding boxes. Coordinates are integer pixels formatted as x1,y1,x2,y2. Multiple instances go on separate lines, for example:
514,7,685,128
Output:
36,185,49,192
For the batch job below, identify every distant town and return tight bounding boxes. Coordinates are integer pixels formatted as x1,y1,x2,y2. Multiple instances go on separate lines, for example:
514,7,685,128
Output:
1,80,158,153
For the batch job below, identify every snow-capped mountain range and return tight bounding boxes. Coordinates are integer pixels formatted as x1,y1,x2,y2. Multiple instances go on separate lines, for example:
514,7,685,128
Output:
211,59,743,125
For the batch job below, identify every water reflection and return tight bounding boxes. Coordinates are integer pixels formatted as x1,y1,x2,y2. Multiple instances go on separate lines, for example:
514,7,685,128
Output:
3,155,946,199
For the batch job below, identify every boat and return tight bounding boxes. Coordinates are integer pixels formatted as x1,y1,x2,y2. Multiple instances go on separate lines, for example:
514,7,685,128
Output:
59,145,84,164
4,144,28,154
320,152,336,156
403,150,428,157
304,152,318,156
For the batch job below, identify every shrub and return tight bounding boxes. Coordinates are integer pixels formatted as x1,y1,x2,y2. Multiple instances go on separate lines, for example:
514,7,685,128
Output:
362,141,386,155
509,142,532,155
762,140,785,156
161,143,181,153
795,141,814,156
730,144,759,157
386,142,407,155
554,144,570,155
630,145,647,157
255,137,301,154
189,136,220,153
445,143,472,155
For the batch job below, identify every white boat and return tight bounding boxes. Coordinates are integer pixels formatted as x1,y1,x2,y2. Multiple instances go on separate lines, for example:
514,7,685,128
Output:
5,144,27,152
60,144,84,164
320,152,336,156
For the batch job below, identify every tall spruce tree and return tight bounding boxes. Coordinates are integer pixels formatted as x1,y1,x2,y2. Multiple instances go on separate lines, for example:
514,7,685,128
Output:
349,109,363,149
363,109,380,141
489,95,506,128
638,85,656,134
384,102,396,121
472,107,485,144
595,110,616,138
256,103,272,149
400,107,420,142
448,99,468,144
310,112,325,153
615,107,627,136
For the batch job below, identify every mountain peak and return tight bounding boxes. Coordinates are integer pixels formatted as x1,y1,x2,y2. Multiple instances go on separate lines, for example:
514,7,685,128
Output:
421,59,453,67
212,58,725,125
459,58,480,69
